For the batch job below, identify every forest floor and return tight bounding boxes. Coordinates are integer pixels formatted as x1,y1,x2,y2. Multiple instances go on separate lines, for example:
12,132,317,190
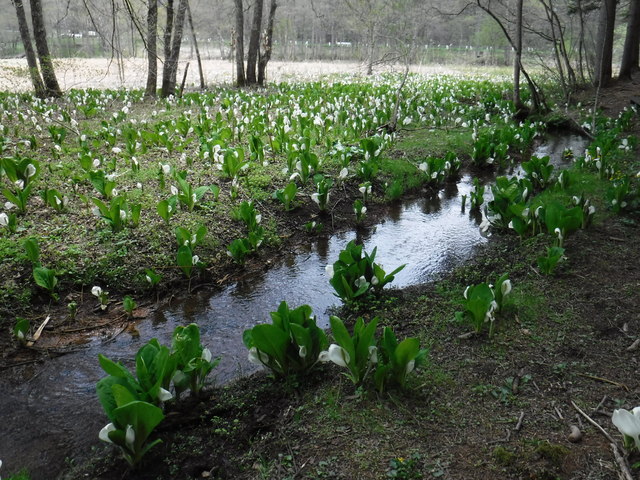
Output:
1,76,639,480
57,80,640,480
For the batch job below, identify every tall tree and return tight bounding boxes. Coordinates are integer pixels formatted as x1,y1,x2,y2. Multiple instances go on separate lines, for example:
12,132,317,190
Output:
145,0,158,97
186,0,205,89
258,0,278,85
593,0,616,87
161,0,189,97
30,0,61,97
246,0,264,84
234,0,246,86
513,0,523,109
619,0,640,79
10,0,46,98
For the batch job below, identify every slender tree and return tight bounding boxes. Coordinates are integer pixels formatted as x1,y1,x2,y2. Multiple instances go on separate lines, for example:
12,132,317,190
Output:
161,0,189,97
10,0,46,98
145,0,158,97
258,0,278,85
186,0,205,89
246,0,264,84
234,0,246,86
619,0,640,79
593,0,616,87
513,0,523,109
30,0,62,97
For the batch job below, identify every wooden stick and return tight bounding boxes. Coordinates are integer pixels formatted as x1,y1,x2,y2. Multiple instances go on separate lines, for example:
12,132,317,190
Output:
611,443,634,480
577,373,629,391
570,400,616,444
515,411,525,431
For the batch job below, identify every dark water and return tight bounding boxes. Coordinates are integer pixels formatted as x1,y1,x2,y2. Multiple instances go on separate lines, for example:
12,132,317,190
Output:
0,134,588,479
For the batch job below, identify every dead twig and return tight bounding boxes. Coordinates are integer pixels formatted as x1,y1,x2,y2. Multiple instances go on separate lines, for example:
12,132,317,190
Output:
515,411,525,431
571,400,616,444
611,443,634,480
577,373,629,391
488,428,511,444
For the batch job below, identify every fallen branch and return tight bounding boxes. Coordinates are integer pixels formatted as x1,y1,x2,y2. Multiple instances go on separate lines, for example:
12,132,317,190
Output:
611,443,634,480
570,400,615,444
515,411,525,431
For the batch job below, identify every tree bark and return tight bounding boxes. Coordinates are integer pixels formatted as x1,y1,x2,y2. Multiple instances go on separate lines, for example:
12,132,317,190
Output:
246,0,264,84
513,0,523,108
257,0,277,85
594,0,616,87
145,0,158,97
161,0,188,97
11,0,46,98
619,0,640,79
163,0,174,65
29,0,61,97
234,0,246,86
186,0,205,89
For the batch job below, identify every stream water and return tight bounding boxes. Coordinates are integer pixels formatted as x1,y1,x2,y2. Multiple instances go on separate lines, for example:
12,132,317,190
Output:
0,134,588,479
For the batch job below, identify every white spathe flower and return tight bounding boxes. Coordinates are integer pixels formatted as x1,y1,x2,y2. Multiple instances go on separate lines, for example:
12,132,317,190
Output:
554,228,563,241
298,345,307,358
311,193,320,205
0,213,8,227
201,348,212,363
338,167,348,180
501,279,512,297
371,275,379,286
170,185,178,195
157,388,173,402
119,210,127,221
192,255,200,265
612,408,640,449
91,286,102,297
405,359,415,374
26,163,36,178
368,345,378,364
325,264,334,279
463,286,470,299
418,162,428,172
248,347,269,365
255,214,262,224
318,344,350,367
145,275,152,284
125,425,135,451
99,423,116,444
162,164,171,175
92,159,100,169
111,147,122,154
355,275,367,288
15,179,24,190
4,202,16,211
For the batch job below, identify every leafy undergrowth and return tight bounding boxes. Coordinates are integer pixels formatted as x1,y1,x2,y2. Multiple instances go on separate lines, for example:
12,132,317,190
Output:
59,197,640,479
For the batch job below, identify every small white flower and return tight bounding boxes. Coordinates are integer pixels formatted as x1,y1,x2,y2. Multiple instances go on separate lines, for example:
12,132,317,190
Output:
355,275,367,288
4,202,16,211
170,185,178,196
612,408,640,450
14,179,24,190
119,210,127,221
92,159,101,169
463,286,470,299
325,264,334,279
311,193,320,205
248,347,269,365
318,344,350,367
145,275,152,284
111,147,122,154
338,167,348,180
298,345,307,358
405,359,415,374
192,255,200,265
202,348,212,362
125,425,135,451
368,345,378,364
255,214,262,224
0,213,8,227
418,162,428,172
157,388,173,402
501,279,512,297
91,286,102,297
99,423,116,444
371,275,379,286
162,164,171,175
26,163,36,178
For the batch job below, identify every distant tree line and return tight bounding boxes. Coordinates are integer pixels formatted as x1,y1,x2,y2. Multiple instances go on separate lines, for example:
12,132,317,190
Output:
3,0,639,97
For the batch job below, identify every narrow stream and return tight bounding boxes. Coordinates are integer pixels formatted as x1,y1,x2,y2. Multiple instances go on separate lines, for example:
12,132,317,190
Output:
0,134,588,479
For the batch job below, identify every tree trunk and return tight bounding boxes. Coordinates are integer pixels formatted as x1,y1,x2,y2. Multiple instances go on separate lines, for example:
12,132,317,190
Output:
29,0,61,97
234,0,245,86
145,0,158,97
11,0,46,98
161,0,188,97
186,0,205,89
366,23,375,75
164,0,174,64
257,0,277,85
619,0,640,79
513,0,523,109
246,0,264,85
594,0,616,87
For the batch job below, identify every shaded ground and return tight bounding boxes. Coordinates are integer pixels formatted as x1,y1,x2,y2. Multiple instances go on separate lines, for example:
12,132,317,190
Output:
1,81,639,480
